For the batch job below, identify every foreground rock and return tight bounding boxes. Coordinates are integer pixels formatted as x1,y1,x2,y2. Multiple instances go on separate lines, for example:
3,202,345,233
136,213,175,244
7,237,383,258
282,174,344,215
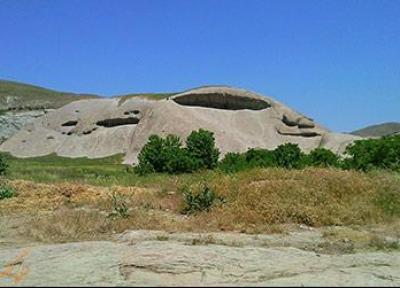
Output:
0,230,399,286
0,86,361,163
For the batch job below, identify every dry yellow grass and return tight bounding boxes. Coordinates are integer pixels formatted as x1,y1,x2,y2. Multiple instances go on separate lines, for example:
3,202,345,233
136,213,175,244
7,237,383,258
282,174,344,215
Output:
1,168,399,242
197,168,400,232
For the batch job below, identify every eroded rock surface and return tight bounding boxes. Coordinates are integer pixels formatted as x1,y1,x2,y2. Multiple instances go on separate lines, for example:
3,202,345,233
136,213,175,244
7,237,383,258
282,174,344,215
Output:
0,110,50,144
0,86,361,163
0,230,399,286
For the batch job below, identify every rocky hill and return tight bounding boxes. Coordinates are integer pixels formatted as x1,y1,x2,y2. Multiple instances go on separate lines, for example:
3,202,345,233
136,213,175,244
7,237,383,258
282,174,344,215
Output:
0,85,361,163
351,122,400,138
0,80,101,143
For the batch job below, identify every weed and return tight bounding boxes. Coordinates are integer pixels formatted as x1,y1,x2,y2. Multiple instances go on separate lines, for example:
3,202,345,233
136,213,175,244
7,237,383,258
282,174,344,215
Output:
182,184,225,214
109,192,130,218
0,184,16,200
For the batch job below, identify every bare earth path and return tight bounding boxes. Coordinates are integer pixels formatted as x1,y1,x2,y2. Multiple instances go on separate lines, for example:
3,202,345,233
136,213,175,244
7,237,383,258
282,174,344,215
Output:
1,229,399,286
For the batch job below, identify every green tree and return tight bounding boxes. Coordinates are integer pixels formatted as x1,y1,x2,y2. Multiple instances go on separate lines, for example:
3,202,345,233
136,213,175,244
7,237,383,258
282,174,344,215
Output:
343,135,400,171
274,143,305,169
186,129,220,170
135,135,164,174
306,148,339,167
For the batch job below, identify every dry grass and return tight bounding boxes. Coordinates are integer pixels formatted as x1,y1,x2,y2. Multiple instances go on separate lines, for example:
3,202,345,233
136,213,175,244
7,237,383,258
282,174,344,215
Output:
1,168,399,243
190,168,400,233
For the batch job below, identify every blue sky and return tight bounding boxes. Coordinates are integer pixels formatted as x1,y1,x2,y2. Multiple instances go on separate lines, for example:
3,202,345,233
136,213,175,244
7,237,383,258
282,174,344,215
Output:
1,0,399,132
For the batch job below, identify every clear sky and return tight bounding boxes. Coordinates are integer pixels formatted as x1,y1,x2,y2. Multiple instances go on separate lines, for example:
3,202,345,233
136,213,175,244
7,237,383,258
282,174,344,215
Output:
1,0,399,132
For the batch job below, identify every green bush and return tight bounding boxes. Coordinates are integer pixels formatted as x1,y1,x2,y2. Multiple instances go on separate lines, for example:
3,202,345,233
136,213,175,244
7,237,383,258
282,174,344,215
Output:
343,135,400,171
0,184,16,200
306,148,340,167
135,130,400,175
135,134,196,174
135,129,220,175
108,192,130,218
0,153,9,176
218,152,248,173
160,135,196,174
186,129,220,170
135,135,164,174
182,184,224,214
245,148,277,168
274,143,305,169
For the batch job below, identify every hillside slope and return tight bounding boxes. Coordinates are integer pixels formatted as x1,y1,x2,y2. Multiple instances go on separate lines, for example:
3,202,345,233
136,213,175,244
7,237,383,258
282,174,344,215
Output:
0,79,102,143
351,122,400,137
0,79,100,111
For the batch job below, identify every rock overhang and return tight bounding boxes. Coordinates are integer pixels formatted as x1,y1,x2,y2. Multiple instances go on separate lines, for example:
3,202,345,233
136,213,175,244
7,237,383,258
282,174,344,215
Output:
170,86,272,110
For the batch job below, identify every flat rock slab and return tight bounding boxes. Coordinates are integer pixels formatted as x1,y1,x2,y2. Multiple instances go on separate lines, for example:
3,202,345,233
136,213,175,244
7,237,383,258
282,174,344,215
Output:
0,232,399,286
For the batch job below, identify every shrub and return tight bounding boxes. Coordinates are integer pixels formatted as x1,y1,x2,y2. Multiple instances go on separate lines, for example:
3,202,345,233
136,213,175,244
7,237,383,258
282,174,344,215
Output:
245,148,277,168
343,135,400,171
306,148,340,167
135,134,196,174
182,184,224,214
108,192,129,218
135,129,220,175
0,184,16,200
186,129,220,170
273,143,305,169
218,152,248,173
160,135,195,174
135,135,164,174
0,153,9,176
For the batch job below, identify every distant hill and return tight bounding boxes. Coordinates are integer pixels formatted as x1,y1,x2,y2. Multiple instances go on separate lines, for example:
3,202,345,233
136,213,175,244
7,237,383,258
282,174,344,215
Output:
0,79,100,111
351,122,400,137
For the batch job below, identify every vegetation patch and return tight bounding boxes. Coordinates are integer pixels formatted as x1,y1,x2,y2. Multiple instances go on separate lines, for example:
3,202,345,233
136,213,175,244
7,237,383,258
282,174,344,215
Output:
135,129,219,175
0,184,16,200
181,184,225,214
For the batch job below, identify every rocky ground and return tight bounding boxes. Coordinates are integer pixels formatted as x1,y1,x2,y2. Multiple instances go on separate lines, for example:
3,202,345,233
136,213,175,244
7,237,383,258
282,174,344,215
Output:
1,227,400,286
1,176,399,286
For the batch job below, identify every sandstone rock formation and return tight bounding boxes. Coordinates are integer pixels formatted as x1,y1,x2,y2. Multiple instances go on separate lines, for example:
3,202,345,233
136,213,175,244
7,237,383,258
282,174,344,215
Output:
0,86,361,163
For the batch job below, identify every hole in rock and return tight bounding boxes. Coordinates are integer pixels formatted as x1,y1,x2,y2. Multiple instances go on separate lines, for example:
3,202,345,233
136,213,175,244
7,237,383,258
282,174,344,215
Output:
172,93,270,110
124,110,140,115
61,120,78,127
277,130,320,137
83,127,98,135
96,117,139,128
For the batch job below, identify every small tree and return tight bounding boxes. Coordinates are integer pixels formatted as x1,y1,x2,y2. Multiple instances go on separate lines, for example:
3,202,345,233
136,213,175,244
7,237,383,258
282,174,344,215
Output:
135,135,164,174
135,134,200,174
274,143,305,169
306,148,339,167
186,129,220,170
